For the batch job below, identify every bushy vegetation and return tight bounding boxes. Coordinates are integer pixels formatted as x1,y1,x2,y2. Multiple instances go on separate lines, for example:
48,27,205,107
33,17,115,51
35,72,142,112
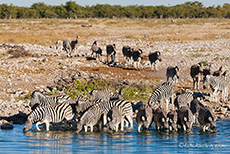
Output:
64,79,156,102
7,46,31,58
0,1,230,19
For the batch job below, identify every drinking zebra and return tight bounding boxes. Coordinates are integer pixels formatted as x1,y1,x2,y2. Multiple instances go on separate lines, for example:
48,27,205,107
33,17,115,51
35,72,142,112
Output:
174,90,193,109
84,99,133,129
203,75,229,103
148,82,175,112
23,103,76,132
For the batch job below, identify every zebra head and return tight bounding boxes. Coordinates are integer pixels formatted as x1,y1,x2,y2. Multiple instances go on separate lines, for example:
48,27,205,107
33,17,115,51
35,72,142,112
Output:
23,116,33,133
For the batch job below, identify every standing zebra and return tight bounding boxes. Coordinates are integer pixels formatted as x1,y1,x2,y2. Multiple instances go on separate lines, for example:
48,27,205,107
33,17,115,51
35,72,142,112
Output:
23,103,75,132
30,91,71,109
203,75,229,103
90,88,111,102
148,82,174,112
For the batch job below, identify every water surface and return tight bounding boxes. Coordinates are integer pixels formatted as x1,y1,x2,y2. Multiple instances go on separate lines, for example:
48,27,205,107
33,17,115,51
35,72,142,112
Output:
0,119,230,153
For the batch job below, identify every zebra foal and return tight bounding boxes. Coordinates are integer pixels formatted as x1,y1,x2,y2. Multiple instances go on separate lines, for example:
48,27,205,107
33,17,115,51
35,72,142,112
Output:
23,103,75,132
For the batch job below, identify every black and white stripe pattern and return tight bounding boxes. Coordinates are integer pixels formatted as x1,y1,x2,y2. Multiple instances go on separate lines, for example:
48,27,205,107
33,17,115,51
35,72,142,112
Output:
174,90,193,109
30,91,71,109
89,99,133,129
90,88,111,102
23,103,75,132
203,75,229,102
148,82,174,111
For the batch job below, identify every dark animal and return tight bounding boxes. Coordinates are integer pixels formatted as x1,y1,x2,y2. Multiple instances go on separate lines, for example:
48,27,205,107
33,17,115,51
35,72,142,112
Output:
190,63,203,90
122,46,133,65
148,51,162,71
166,66,179,84
198,105,217,132
136,105,153,132
177,106,194,132
106,44,116,64
63,36,79,57
167,110,178,131
132,49,143,69
153,108,169,131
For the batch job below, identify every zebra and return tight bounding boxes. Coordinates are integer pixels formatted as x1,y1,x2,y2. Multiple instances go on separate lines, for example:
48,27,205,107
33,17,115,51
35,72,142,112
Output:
90,88,111,102
166,66,179,84
107,106,124,132
76,104,104,133
109,89,125,101
87,99,133,129
30,91,71,110
174,90,194,109
148,82,174,112
23,102,76,132
203,75,229,103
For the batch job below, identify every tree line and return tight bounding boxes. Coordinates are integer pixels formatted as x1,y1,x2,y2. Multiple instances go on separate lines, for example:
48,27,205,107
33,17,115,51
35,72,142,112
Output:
0,1,230,19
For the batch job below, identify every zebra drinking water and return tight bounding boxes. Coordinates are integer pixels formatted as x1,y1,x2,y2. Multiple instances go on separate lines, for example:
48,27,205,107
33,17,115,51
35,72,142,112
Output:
23,102,76,132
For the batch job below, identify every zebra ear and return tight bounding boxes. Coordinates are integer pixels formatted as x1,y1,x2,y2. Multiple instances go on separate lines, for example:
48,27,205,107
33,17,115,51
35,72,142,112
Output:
141,116,145,121
184,117,187,122
162,118,165,122
208,117,212,122
169,119,173,123
108,117,111,122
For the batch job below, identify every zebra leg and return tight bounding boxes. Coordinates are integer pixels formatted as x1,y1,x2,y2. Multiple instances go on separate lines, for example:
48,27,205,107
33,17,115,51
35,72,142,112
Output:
36,121,43,131
120,119,124,131
45,121,50,131
84,125,88,132
197,76,200,90
103,114,107,126
126,115,133,128
212,89,218,102
138,124,142,132
90,125,93,132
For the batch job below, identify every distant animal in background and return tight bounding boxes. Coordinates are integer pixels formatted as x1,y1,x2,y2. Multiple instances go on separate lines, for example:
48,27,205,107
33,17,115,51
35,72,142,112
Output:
190,62,203,90
148,51,162,71
122,46,133,65
132,49,143,69
166,66,179,84
55,40,63,50
63,36,79,57
90,41,102,60
106,44,116,64
203,75,229,103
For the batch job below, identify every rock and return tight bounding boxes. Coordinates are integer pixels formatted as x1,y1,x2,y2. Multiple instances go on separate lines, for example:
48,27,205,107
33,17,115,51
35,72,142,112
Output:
1,123,13,130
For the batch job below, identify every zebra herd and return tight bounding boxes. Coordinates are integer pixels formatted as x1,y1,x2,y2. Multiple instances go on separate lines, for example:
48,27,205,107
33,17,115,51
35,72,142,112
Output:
23,60,229,133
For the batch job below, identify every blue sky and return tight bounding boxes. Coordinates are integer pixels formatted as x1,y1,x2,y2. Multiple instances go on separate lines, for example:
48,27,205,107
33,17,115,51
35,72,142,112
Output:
1,0,229,7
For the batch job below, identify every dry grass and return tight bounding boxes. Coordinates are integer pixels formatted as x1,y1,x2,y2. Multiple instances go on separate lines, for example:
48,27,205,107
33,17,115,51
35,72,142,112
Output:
0,18,230,46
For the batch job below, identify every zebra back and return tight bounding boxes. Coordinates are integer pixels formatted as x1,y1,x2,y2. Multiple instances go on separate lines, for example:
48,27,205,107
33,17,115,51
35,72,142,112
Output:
174,91,193,109
28,102,74,124
30,91,71,109
148,82,174,110
90,88,111,102
205,75,229,91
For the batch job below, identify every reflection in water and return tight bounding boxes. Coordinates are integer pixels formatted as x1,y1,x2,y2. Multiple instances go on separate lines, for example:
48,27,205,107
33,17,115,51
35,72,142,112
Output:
0,120,229,153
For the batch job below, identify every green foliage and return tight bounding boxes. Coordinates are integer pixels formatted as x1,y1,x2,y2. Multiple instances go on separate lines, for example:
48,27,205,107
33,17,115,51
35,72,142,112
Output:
0,1,230,19
65,79,156,102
